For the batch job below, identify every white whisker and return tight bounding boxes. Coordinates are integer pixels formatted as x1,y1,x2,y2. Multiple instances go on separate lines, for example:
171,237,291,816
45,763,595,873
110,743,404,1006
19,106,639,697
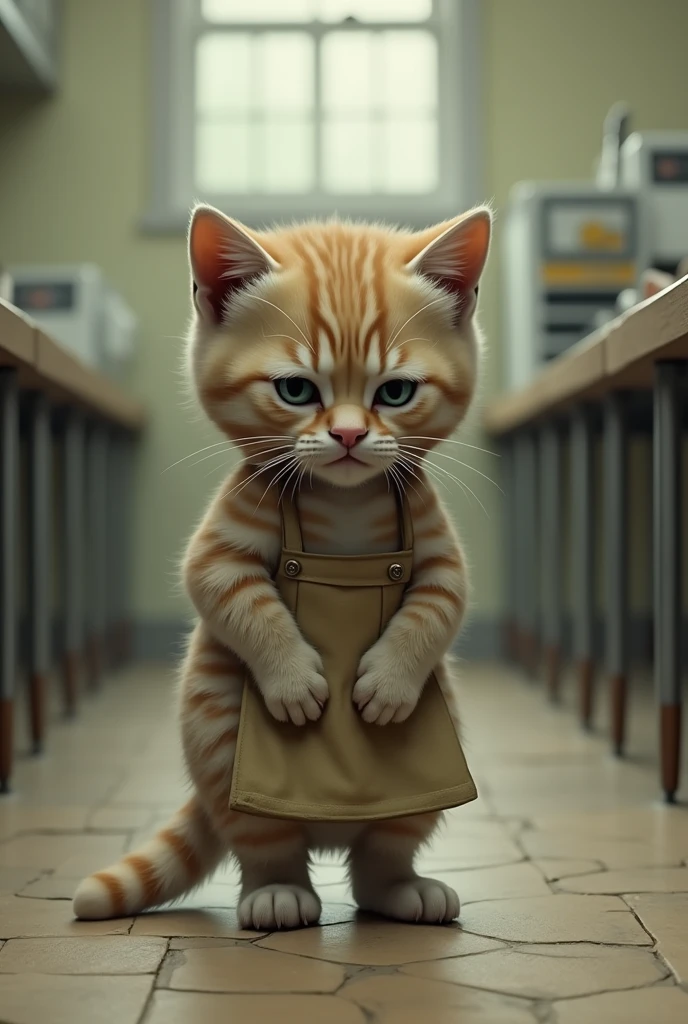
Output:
251,296,314,353
394,336,434,352
391,461,425,509
393,458,428,507
163,435,292,473
163,441,233,473
194,441,292,471
278,459,302,502
253,453,298,510
400,435,500,458
220,453,293,504
386,297,444,351
399,450,491,520
399,444,503,492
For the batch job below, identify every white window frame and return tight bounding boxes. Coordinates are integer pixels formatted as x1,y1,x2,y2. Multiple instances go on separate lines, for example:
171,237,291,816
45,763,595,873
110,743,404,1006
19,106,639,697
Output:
144,0,483,232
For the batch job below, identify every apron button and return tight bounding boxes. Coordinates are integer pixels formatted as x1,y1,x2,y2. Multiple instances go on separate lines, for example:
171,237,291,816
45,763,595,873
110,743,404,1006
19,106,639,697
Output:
284,559,301,577
388,562,404,581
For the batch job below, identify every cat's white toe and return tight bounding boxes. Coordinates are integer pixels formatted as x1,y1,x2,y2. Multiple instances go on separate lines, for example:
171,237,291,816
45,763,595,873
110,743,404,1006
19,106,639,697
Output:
360,877,460,923
238,884,321,930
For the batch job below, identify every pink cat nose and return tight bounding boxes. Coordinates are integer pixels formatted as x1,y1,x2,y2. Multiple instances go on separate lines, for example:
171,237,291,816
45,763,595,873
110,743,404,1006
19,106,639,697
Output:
329,425,368,448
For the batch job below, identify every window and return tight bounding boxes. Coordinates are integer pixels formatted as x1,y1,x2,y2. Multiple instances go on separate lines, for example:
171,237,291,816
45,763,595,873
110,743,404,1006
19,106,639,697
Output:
147,0,481,229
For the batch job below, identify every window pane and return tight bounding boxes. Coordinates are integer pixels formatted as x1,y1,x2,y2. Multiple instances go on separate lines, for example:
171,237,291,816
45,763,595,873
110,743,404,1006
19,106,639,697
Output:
322,120,375,193
196,34,251,112
261,120,315,192
321,31,374,113
317,0,432,22
380,31,436,112
203,0,315,22
196,119,252,193
382,117,438,193
258,32,314,111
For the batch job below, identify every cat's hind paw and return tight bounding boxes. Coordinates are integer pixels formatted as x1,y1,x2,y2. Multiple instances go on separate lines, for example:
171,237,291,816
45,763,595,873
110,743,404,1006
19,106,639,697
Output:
357,877,460,923
238,884,321,930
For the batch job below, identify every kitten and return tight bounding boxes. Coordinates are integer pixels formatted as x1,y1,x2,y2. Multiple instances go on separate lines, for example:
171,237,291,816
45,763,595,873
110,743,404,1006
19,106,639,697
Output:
74,204,492,929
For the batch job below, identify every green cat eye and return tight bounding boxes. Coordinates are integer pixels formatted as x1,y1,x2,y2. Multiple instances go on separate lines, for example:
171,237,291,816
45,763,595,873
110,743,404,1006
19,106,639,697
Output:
375,380,417,407
275,377,319,406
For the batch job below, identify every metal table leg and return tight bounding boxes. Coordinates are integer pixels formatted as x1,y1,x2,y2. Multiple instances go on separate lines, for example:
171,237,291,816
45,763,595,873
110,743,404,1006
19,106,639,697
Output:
502,435,518,661
86,423,107,689
654,362,684,803
27,393,51,754
103,429,115,667
62,409,84,716
511,432,524,666
516,430,539,677
118,432,134,663
0,369,19,792
109,430,131,666
570,405,596,729
541,421,563,701
604,392,629,757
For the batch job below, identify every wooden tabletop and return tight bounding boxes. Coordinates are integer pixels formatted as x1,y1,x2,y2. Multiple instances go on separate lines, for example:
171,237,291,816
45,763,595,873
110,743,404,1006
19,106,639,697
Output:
485,275,688,435
0,300,37,371
0,298,145,430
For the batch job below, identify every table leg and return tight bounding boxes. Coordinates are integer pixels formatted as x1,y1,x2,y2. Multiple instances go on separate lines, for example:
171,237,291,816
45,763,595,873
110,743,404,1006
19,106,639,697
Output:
541,421,563,701
0,370,19,792
570,405,596,729
118,433,134,663
517,430,539,677
103,429,116,667
502,435,518,660
62,409,84,717
604,393,629,757
27,393,52,754
86,424,107,689
653,362,684,803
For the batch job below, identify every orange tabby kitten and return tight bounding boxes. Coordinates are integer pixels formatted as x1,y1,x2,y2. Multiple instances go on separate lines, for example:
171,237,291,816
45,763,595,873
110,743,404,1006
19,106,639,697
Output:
74,203,491,929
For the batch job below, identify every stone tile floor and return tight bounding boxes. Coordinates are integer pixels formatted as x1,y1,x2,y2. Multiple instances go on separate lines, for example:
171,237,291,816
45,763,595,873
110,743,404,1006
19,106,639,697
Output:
0,662,687,1023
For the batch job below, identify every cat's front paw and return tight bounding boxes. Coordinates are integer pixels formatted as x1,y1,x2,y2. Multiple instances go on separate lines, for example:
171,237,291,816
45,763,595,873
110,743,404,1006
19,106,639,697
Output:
353,647,423,725
260,645,328,726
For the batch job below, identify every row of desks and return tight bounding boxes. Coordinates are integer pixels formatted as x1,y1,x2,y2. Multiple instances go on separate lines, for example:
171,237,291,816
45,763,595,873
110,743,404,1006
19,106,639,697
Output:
1,298,145,791
484,275,688,802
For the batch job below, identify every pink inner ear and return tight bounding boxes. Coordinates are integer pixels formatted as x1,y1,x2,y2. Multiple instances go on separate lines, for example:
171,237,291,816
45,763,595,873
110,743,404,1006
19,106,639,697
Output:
427,274,477,327
191,213,265,324
451,215,490,294
410,212,490,323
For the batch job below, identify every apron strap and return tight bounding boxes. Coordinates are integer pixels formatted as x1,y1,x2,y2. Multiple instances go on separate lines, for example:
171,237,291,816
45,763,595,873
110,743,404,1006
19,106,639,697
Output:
396,483,414,551
280,489,304,552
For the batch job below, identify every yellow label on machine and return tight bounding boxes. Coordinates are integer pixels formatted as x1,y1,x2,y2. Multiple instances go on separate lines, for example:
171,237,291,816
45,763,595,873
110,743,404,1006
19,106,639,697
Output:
579,222,625,251
542,262,636,287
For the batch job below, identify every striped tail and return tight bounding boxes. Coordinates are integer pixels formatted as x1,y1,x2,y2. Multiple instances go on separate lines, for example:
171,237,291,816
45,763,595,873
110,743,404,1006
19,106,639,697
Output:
73,797,224,920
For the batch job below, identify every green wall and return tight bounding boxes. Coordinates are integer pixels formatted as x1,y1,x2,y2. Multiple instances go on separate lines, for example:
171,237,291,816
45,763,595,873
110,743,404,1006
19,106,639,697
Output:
0,0,686,632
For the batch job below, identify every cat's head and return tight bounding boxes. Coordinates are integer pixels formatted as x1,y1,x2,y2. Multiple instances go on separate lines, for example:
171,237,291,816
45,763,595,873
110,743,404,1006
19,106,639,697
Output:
187,204,491,489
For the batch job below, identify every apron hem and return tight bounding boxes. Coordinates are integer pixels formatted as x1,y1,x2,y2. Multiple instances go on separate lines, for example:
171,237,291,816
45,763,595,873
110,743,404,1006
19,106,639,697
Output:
229,780,478,822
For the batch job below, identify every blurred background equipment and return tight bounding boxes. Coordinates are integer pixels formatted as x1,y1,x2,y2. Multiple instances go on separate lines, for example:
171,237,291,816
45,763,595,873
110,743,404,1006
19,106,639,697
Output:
502,105,688,388
619,130,688,275
503,183,641,389
10,263,137,382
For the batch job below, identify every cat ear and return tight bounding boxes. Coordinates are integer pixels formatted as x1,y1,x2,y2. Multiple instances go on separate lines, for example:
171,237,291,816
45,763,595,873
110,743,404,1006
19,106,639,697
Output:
405,207,492,322
641,267,674,301
188,204,280,325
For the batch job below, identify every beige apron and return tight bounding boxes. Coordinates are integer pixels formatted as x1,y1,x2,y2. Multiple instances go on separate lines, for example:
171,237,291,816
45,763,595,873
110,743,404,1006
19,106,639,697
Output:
229,487,477,822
